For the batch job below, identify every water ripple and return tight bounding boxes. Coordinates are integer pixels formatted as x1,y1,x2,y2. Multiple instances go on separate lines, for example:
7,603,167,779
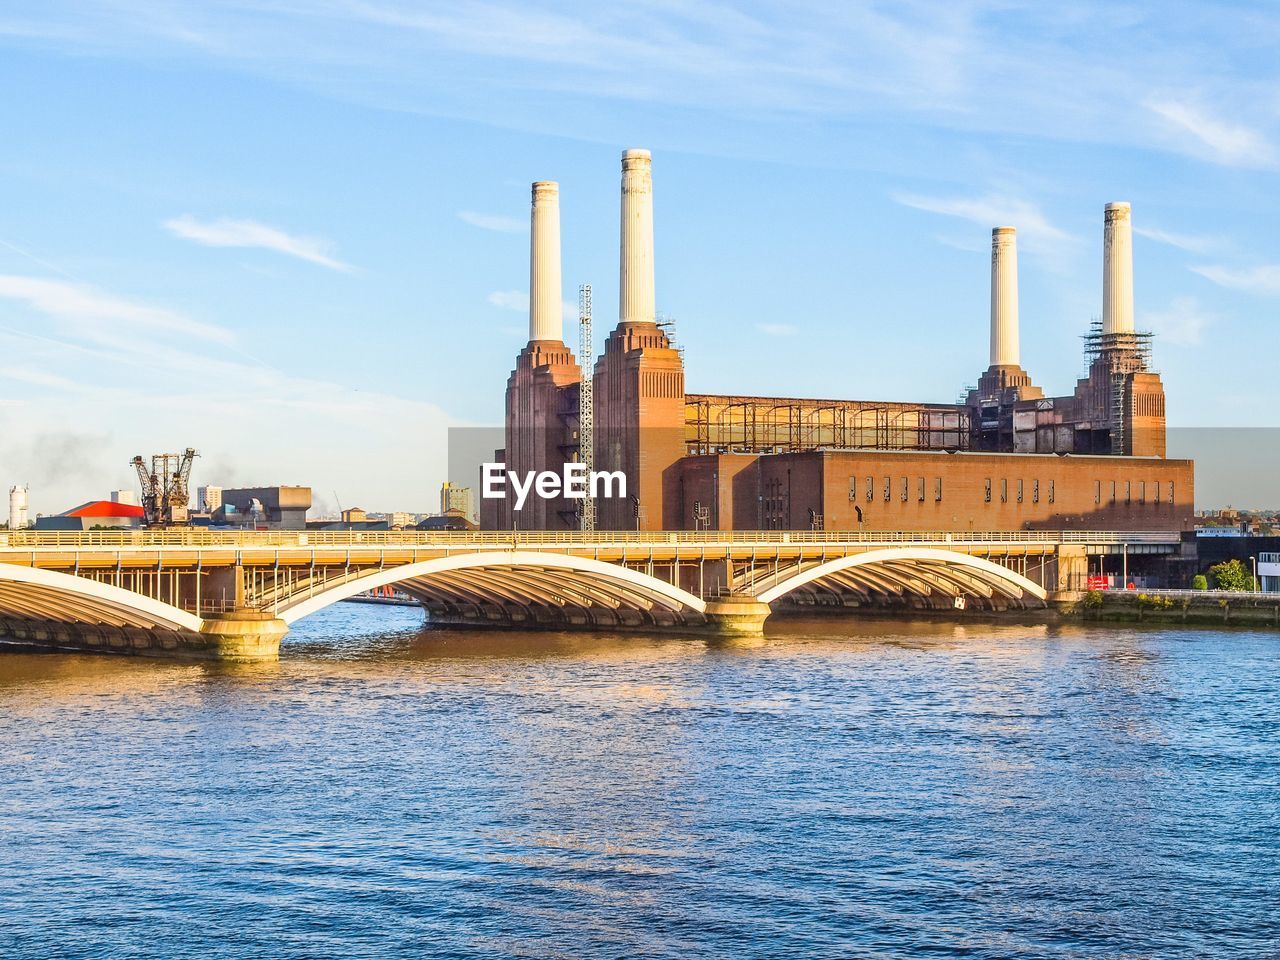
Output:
1,607,1278,958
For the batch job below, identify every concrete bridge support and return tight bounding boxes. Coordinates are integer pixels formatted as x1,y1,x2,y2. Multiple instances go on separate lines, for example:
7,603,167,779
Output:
1050,545,1089,607
702,595,772,637
198,612,289,661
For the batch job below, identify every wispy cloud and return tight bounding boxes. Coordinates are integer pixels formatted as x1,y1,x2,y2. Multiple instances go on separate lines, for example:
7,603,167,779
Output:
487,289,576,322
487,289,529,312
1141,296,1213,346
164,215,353,272
5,1,1280,176
1134,225,1218,254
0,317,457,515
0,274,232,344
0,366,88,391
459,211,524,234
894,192,1071,251
756,323,796,336
1146,100,1277,169
1191,263,1280,296
934,233,986,254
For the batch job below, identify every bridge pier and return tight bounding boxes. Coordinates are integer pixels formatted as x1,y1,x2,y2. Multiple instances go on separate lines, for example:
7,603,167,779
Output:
1048,545,1089,608
198,612,288,661
701,595,772,638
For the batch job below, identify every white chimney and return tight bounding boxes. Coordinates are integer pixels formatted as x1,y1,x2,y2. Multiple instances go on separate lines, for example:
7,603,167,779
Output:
990,226,1019,367
529,181,562,342
1103,202,1135,335
619,149,655,325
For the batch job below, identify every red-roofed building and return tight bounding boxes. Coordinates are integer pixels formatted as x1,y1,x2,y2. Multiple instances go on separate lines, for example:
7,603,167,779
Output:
34,500,146,531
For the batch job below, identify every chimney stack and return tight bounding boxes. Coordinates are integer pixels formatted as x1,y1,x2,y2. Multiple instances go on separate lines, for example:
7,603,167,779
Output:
1103,201,1134,335
619,149,655,325
529,181,562,342
990,226,1019,367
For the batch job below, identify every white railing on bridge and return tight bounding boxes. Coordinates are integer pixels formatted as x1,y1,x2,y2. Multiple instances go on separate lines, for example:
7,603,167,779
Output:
0,529,1183,550
1100,588,1278,601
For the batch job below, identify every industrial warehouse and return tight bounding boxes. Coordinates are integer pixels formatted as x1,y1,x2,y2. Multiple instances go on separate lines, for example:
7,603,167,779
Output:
481,149,1193,536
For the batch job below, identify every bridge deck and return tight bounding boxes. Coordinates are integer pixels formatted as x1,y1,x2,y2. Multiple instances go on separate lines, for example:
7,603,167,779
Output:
0,530,1185,660
0,529,1181,579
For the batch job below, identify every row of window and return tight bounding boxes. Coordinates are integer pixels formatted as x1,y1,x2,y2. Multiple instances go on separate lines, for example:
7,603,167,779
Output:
1091,479,1175,506
984,478,1054,504
847,476,945,503
839,476,1179,507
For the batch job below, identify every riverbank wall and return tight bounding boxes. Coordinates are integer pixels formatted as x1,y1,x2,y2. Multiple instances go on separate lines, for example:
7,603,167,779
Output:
1078,590,1280,627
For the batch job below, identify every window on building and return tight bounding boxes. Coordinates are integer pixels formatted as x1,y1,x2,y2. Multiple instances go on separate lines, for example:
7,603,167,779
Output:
849,476,858,501
935,478,943,502
1154,481,1161,505
883,477,891,502
1001,479,1008,503
866,477,874,503
1032,479,1040,504
1110,481,1117,505
1125,481,1131,505
1140,481,1146,505
985,479,992,503
1094,480,1101,504
1017,479,1024,504
1169,481,1175,504
917,477,926,502
1049,480,1055,504
901,477,909,502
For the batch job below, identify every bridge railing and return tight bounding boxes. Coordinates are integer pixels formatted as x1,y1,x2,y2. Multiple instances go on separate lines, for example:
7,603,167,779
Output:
0,529,1184,549
1099,587,1279,601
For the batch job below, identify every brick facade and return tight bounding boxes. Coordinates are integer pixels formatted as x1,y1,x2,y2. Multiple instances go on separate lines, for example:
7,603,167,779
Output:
674,450,1193,532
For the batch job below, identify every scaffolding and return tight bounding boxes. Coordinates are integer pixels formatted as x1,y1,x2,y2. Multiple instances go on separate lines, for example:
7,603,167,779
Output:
1081,320,1155,455
577,284,595,531
1082,321,1154,375
684,395,970,456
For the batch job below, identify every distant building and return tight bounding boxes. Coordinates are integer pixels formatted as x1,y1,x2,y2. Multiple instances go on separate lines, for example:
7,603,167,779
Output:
308,519,390,532
341,507,367,524
1260,553,1280,593
440,482,473,520
197,485,223,512
416,513,478,532
1192,535,1280,590
214,486,311,530
34,500,145,531
109,489,137,506
7,484,28,530
386,511,415,529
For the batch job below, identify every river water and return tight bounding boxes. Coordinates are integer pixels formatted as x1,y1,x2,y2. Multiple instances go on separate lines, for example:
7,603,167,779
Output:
1,606,1277,958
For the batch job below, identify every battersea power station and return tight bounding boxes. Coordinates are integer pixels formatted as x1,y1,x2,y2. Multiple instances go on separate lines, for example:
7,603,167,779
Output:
481,149,1193,534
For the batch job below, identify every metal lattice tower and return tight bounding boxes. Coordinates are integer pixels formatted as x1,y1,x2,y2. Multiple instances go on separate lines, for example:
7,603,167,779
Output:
578,284,595,531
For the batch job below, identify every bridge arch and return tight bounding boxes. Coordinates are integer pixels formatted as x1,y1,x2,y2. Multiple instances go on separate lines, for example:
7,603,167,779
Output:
753,548,1048,608
277,550,708,626
0,563,202,632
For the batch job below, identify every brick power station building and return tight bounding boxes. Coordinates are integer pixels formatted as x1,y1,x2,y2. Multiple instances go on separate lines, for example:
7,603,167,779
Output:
482,150,1192,534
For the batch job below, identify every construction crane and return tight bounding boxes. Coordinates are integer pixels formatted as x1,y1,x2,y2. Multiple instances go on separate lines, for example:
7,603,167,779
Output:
131,448,198,527
578,283,595,532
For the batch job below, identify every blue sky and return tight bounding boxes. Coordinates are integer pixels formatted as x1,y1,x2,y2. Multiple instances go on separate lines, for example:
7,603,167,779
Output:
1,1,1278,515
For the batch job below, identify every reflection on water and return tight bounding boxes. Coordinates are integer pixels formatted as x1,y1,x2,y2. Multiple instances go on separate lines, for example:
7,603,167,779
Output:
1,605,1278,958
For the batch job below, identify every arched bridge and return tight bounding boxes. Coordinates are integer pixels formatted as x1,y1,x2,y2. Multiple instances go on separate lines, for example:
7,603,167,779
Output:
0,529,1180,660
